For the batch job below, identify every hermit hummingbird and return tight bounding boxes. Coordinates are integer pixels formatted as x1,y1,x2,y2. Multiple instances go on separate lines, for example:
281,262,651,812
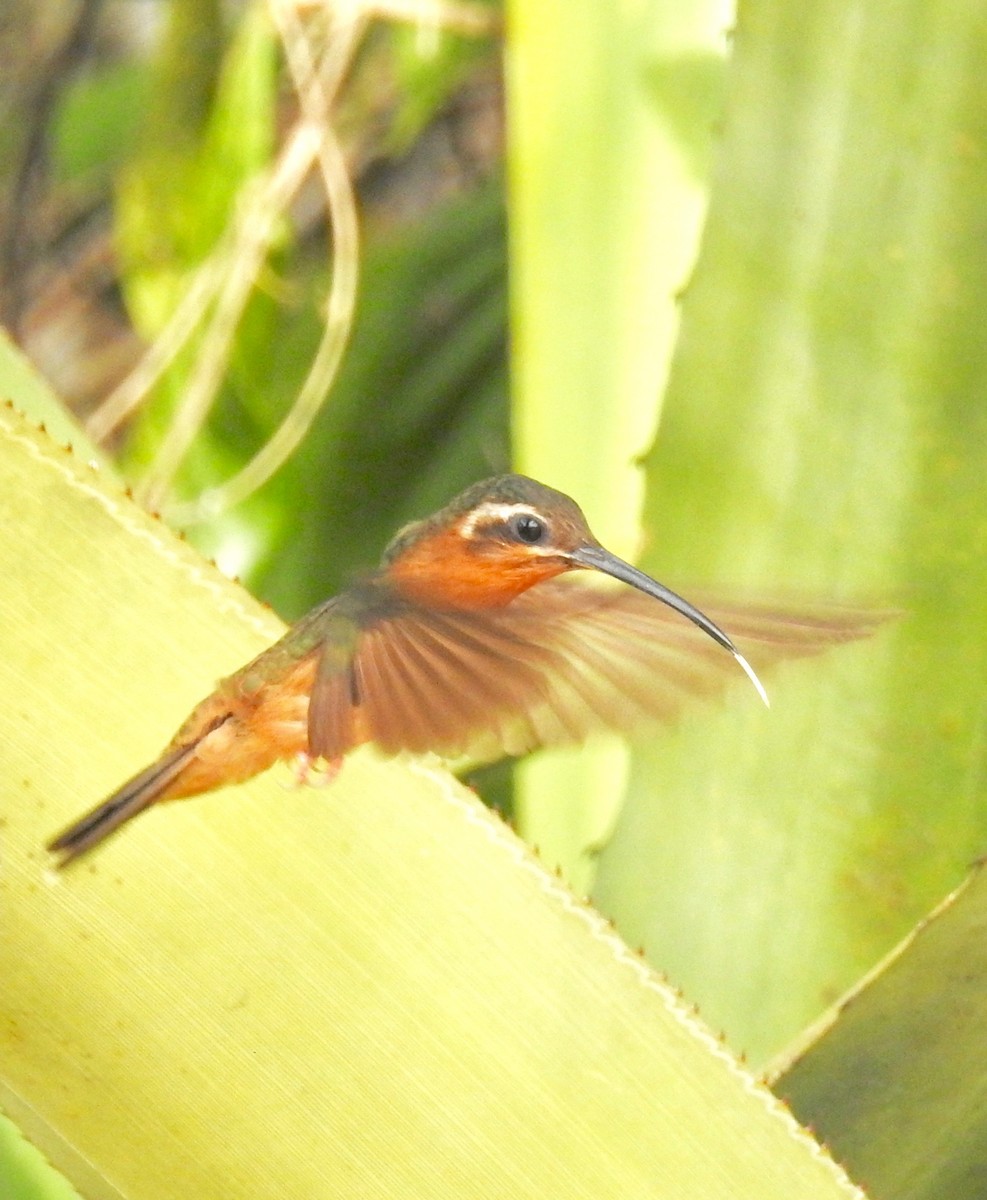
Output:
48,474,874,866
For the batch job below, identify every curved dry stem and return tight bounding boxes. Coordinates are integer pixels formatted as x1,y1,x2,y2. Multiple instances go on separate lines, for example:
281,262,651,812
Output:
91,0,496,522
165,2,363,525
136,124,323,512
85,255,226,445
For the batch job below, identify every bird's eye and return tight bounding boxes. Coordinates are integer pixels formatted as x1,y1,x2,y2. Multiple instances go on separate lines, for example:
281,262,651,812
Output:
511,513,546,544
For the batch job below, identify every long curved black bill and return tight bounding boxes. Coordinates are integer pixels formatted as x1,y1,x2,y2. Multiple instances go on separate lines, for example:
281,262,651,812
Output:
569,544,769,706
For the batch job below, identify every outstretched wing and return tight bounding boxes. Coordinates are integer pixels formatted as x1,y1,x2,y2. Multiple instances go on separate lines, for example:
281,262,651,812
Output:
307,576,890,764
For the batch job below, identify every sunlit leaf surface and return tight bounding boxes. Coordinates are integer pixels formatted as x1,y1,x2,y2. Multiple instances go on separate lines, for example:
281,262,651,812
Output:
0,407,863,1198
594,0,987,1064
777,864,987,1200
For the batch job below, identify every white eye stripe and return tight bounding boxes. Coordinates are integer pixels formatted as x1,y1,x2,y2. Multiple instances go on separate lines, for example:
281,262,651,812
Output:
459,502,556,552
460,502,532,533
459,503,534,539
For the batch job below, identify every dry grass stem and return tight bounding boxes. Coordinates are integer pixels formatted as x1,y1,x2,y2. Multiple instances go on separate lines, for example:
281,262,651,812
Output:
87,0,495,524
166,2,363,524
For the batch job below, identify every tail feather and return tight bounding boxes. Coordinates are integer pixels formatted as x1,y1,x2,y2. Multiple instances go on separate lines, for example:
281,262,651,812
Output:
48,743,198,868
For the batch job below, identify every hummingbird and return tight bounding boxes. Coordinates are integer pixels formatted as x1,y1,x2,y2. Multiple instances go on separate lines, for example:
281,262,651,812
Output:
48,474,874,867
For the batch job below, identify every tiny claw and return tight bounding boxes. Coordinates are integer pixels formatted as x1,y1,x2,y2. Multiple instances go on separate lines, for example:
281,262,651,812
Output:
289,752,341,789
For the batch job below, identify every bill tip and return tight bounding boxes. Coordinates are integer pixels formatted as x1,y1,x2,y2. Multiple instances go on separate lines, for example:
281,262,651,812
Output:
735,651,770,707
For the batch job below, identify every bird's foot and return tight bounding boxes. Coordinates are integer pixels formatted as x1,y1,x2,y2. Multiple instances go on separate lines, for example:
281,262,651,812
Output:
288,752,341,789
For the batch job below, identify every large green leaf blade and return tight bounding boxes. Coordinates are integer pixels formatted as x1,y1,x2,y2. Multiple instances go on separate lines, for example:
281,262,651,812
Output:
0,329,104,464
0,406,862,1198
776,863,987,1200
505,0,728,892
594,0,987,1063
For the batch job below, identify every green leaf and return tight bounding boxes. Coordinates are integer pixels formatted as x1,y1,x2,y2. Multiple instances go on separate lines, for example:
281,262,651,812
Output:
506,0,726,893
0,327,105,464
114,0,227,327
776,864,987,1200
51,63,148,186
114,0,278,384
0,405,860,1199
0,1112,81,1200
593,0,987,1064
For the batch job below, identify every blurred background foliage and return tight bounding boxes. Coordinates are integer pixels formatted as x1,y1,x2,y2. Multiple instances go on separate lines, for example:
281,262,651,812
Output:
3,0,987,1195
1,0,508,608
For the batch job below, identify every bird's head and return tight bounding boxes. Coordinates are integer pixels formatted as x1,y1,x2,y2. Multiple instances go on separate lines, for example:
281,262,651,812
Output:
380,474,767,704
382,475,600,609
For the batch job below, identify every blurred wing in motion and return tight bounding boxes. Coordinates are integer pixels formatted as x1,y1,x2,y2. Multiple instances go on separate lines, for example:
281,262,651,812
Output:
309,576,892,764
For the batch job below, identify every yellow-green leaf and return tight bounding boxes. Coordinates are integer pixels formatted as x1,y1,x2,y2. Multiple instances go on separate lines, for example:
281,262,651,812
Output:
0,405,861,1198
776,865,987,1200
